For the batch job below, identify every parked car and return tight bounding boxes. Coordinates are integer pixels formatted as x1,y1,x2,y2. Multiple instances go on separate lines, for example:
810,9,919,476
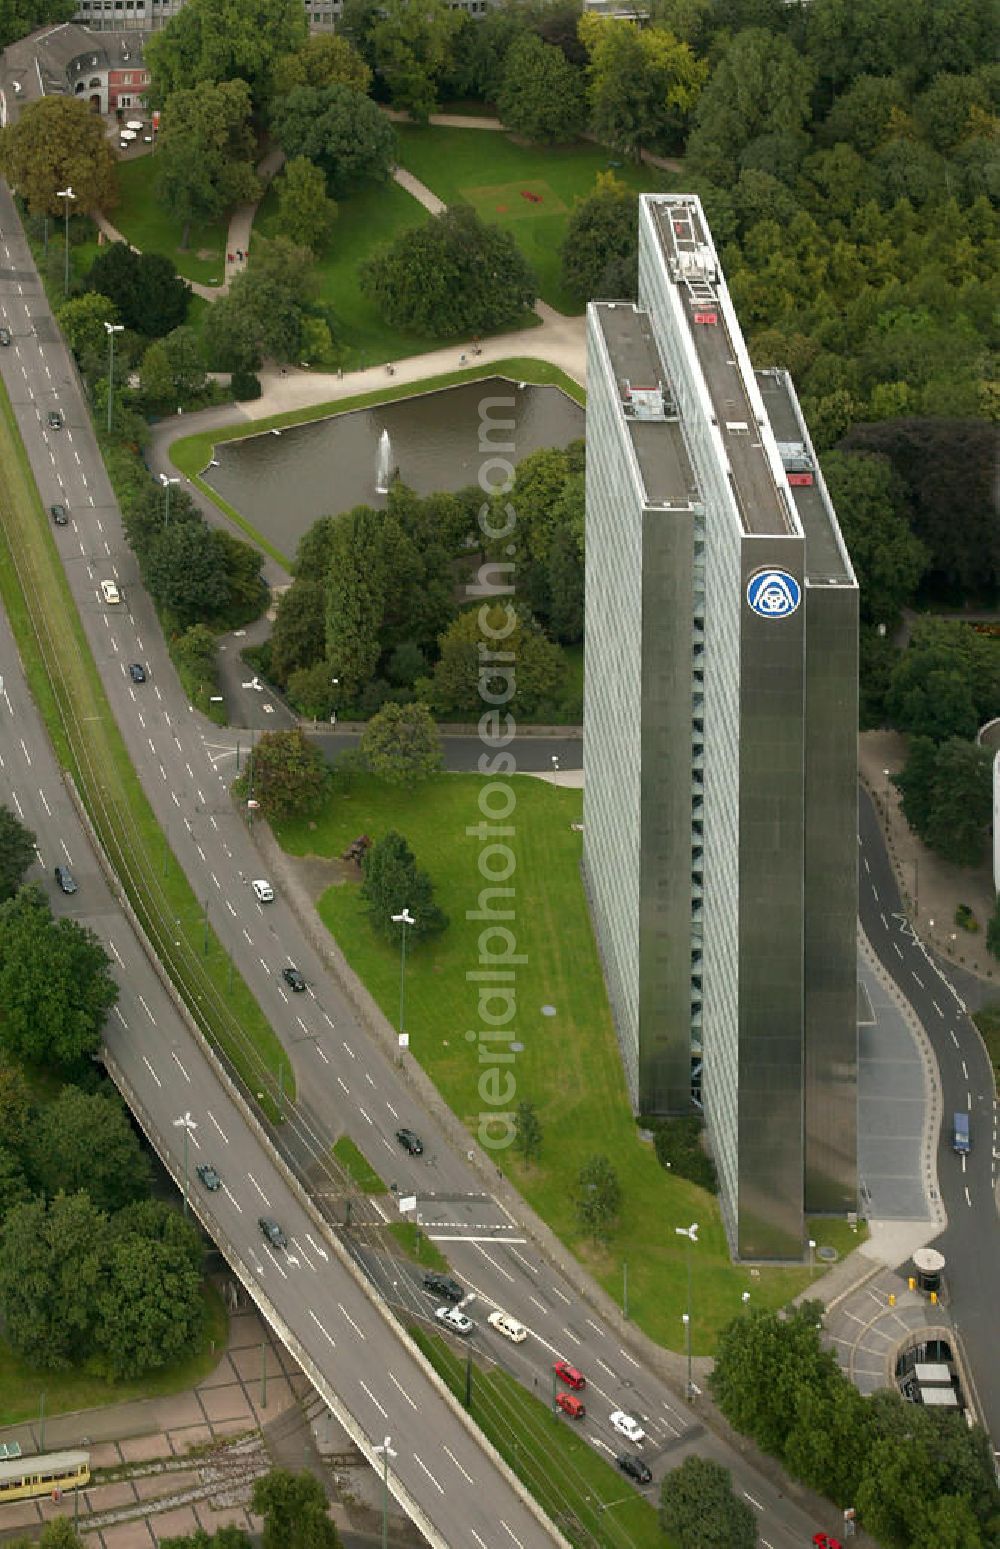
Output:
282,966,306,992
54,865,77,895
616,1453,652,1485
554,1360,586,1390
488,1310,528,1344
196,1163,222,1191
395,1127,424,1156
0,326,11,345
434,1305,474,1337
258,1217,287,1249
129,662,146,683
422,1272,464,1303
252,879,274,903
47,409,63,429
610,1410,645,1444
556,1392,586,1419
50,503,68,526
100,579,120,605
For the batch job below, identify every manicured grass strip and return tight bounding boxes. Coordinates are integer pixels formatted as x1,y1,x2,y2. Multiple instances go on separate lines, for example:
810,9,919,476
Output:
388,1221,449,1273
0,1283,228,1427
0,379,291,1117
973,1003,1000,1084
332,1134,387,1194
169,358,585,566
396,125,678,315
409,1327,672,1549
275,773,814,1355
112,158,227,287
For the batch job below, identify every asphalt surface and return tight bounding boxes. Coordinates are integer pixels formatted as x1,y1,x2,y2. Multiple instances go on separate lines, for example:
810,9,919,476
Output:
858,788,1000,1444
0,185,845,1549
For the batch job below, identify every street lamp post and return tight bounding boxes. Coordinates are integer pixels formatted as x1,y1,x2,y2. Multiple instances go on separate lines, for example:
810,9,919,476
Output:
159,471,180,524
390,908,415,1037
172,1111,197,1216
104,321,124,434
551,753,559,787
55,186,76,297
675,1221,699,1398
808,1237,817,1277
330,675,339,726
373,1434,397,1549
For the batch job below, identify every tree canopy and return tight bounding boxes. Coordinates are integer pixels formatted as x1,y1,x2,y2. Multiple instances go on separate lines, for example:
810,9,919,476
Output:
362,204,537,337
272,156,338,253
235,729,330,821
272,32,372,97
579,12,708,158
885,619,999,743
155,79,260,242
496,33,587,145
0,804,35,904
145,0,307,109
659,1457,756,1549
561,172,638,304
209,234,319,364
430,605,567,719
359,702,443,787
27,1086,152,1213
86,243,190,339
819,451,927,627
894,736,993,867
370,0,463,122
360,829,448,941
269,84,396,198
0,95,117,216
251,1468,342,1549
0,886,118,1068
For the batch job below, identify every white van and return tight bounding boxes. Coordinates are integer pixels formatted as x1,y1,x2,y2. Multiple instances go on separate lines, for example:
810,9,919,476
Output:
251,879,274,903
488,1310,528,1344
100,579,120,605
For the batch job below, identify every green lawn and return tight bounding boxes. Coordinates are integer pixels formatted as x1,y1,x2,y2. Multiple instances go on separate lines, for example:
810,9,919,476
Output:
111,158,227,287
388,1220,449,1272
410,1326,672,1549
0,1283,228,1427
0,380,291,1118
973,1002,1000,1084
332,1134,387,1194
274,774,817,1355
396,126,677,314
254,176,442,368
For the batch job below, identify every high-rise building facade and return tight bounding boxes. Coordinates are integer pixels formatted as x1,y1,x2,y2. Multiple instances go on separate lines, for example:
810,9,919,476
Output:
584,194,858,1260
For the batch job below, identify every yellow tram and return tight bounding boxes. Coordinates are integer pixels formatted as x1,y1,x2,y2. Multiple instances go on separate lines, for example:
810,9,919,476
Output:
0,1449,90,1502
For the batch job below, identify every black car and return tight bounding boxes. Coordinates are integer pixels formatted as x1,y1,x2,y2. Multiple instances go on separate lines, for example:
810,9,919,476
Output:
0,326,10,346
282,966,306,992
259,1216,287,1249
50,503,69,526
47,409,63,430
395,1127,424,1156
616,1453,652,1485
54,865,77,895
422,1271,464,1303
129,662,146,683
196,1163,221,1191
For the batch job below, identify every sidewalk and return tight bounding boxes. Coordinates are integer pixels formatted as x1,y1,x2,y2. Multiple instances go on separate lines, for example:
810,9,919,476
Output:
859,729,998,987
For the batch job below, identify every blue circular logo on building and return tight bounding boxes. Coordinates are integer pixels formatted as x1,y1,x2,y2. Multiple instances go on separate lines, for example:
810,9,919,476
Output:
746,568,801,619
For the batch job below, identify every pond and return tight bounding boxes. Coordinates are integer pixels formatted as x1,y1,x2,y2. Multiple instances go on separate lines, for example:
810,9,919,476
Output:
203,378,586,559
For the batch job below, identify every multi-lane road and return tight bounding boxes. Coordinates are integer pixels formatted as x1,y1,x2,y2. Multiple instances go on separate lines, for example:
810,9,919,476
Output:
858,790,1000,1441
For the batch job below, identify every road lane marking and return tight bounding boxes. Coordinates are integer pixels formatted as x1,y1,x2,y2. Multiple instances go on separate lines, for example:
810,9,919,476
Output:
113,1005,128,1028
207,1110,228,1143
912,972,924,989
473,1243,515,1283
308,1309,335,1346
471,1533,488,1549
170,1050,191,1083
386,1101,399,1120
337,1077,349,1094
743,1491,763,1510
933,1000,944,1017
262,1243,287,1278
585,1318,605,1337
109,939,125,966
441,1445,473,1485
142,1055,161,1088
221,1183,242,1212
562,1326,582,1345
342,1040,355,1058
19,737,30,765
413,1455,444,1494
337,1303,365,1339
359,1380,387,1419
247,1172,271,1206
315,1046,329,1064
137,994,156,1025
387,1371,417,1410
357,1106,373,1125
499,1523,525,1547
950,1029,960,1047
243,928,253,944
226,901,237,916
37,786,51,815
965,1186,972,1207
305,1234,328,1261
551,1286,571,1305
961,1060,968,1079
894,943,903,958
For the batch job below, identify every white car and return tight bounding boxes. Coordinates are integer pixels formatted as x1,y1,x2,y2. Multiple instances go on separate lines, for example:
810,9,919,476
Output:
487,1310,528,1344
434,1305,474,1337
251,879,274,903
610,1409,645,1444
100,579,120,605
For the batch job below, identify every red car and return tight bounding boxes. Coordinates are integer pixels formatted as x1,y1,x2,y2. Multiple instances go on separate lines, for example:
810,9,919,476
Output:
812,1535,843,1549
556,1392,586,1418
554,1360,586,1390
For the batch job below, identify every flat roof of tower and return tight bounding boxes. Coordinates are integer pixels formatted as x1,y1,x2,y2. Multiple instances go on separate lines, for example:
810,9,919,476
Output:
590,302,698,510
756,370,856,588
647,198,793,539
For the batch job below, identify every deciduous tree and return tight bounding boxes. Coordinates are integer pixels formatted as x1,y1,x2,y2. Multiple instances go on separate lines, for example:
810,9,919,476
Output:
360,702,443,787
219,233,319,364
370,0,463,122
271,579,327,685
272,32,372,97
360,830,448,940
430,605,566,719
270,84,396,198
896,737,993,867
513,1100,542,1167
0,803,35,903
819,451,927,626
886,619,998,743
560,172,638,303
0,1054,31,1151
0,886,118,1068
686,28,815,185
0,0,75,51
0,95,117,216
659,1457,756,1549
97,1233,203,1378
86,243,190,338
145,0,307,110
272,156,338,253
579,13,708,158
27,1087,152,1213
0,1191,106,1367
55,292,120,373
155,79,260,247
362,204,536,337
497,33,586,144
251,1468,342,1549
574,1154,621,1241
235,729,329,821
145,520,231,628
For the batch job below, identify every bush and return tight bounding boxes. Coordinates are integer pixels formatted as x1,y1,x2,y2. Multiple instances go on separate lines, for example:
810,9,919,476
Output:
955,904,979,933
231,369,262,400
643,1115,719,1193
